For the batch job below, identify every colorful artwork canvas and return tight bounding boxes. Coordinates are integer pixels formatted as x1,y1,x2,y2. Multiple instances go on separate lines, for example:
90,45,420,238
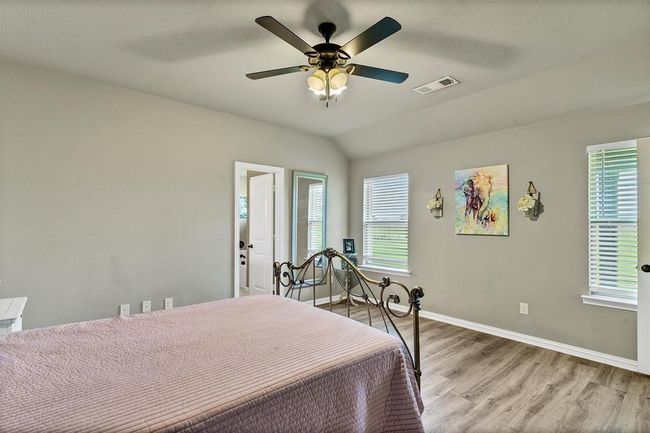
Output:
455,164,509,236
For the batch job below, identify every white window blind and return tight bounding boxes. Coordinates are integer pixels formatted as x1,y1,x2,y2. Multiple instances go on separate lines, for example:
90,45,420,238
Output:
588,142,638,300
363,173,409,271
307,182,323,256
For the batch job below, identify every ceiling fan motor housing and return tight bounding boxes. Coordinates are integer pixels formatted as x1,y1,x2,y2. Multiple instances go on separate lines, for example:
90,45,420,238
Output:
313,22,347,71
312,43,344,70
317,22,337,43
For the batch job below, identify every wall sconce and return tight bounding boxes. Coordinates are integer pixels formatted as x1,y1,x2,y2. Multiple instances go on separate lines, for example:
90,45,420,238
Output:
427,188,443,218
517,181,542,220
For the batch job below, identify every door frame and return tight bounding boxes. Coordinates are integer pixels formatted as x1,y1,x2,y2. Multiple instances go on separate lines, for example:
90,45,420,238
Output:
638,137,650,374
233,161,285,297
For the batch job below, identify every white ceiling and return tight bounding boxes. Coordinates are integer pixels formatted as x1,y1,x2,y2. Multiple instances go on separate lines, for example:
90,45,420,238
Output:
1,1,649,158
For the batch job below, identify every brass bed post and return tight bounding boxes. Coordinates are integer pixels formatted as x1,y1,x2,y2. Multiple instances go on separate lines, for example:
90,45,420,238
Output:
346,273,351,318
273,262,280,296
312,259,316,307
328,258,333,311
410,286,424,389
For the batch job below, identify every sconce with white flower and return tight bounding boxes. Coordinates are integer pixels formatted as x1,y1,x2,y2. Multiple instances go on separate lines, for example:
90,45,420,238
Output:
427,189,443,218
517,181,542,220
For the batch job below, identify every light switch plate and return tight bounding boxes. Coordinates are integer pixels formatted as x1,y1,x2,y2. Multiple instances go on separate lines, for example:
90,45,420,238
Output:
119,304,130,317
164,298,173,310
142,300,151,313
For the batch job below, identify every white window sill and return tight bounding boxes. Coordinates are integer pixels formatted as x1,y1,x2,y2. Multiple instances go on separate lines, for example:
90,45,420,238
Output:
581,294,637,312
358,265,411,277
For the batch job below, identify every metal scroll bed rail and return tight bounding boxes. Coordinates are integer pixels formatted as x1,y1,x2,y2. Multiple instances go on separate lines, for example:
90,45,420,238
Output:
273,248,425,388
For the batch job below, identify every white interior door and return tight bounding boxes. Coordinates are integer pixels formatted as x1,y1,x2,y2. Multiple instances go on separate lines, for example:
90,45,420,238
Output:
638,137,650,374
248,173,275,295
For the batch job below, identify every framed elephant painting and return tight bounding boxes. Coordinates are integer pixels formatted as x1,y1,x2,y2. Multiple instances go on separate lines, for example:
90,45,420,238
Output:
455,164,509,236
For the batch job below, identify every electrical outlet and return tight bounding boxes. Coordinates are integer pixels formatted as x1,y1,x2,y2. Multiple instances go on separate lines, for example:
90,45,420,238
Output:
119,304,130,317
164,298,173,310
520,302,529,315
142,300,151,313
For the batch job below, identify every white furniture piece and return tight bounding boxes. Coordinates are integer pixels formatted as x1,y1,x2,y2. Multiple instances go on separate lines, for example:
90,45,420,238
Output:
0,297,27,337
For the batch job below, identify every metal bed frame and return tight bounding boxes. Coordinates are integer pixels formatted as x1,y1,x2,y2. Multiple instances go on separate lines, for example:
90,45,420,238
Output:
273,248,425,388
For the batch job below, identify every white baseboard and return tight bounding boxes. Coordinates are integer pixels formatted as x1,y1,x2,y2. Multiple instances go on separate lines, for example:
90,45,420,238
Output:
305,296,638,372
388,304,638,372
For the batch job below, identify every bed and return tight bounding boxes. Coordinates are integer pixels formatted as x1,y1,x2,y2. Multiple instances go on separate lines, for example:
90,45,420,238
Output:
1,249,425,433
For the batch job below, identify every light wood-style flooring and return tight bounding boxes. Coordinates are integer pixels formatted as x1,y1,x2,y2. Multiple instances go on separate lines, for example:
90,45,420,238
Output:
323,302,650,432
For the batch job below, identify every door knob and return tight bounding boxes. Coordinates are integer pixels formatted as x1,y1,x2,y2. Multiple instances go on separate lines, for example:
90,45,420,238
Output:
248,244,253,249
642,264,650,273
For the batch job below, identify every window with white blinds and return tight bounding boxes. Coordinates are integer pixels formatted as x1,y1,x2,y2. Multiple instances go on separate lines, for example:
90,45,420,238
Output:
362,173,409,271
307,182,323,256
588,142,638,300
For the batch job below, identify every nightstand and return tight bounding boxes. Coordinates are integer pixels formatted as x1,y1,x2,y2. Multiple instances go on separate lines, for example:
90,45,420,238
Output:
0,297,27,337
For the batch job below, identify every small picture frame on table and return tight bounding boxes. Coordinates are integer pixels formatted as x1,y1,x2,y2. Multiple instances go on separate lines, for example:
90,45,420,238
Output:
343,239,356,254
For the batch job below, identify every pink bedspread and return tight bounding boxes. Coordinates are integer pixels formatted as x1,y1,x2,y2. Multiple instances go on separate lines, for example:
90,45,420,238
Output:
0,295,423,433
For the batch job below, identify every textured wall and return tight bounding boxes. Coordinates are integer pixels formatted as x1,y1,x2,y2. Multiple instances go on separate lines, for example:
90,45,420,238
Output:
3,57,650,361
0,60,348,328
349,102,650,359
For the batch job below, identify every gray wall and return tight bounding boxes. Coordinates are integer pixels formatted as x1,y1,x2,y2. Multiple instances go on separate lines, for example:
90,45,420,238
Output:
0,60,349,329
349,101,650,360
2,57,649,360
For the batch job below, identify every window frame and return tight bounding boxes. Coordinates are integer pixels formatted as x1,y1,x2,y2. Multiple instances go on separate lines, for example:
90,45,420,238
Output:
361,173,410,275
306,182,324,257
583,140,638,311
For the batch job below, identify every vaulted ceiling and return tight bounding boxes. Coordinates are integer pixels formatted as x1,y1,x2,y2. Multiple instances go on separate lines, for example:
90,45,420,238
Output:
1,0,649,158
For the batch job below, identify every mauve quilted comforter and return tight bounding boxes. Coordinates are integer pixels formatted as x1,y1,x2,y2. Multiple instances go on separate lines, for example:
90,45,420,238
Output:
0,295,423,433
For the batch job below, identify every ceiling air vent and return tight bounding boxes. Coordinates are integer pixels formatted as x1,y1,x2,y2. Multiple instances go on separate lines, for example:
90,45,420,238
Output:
413,76,460,95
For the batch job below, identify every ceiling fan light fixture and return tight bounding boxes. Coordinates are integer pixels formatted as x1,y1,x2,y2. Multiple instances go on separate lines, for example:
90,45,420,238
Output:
247,16,408,105
328,68,348,91
307,68,349,97
330,85,347,96
307,69,327,94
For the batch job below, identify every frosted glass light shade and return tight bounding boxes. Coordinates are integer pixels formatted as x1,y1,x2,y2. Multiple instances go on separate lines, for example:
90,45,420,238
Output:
329,69,348,90
307,68,348,97
307,69,326,93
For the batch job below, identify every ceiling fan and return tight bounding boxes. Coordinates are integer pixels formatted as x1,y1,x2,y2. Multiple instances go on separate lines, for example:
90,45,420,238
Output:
246,16,409,106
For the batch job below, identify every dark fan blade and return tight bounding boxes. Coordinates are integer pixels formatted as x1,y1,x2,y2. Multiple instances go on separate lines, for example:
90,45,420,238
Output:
348,64,408,83
339,17,401,58
246,66,308,80
255,16,315,55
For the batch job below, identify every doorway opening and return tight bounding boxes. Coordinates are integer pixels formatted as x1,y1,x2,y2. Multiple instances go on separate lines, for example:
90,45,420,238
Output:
233,162,285,297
